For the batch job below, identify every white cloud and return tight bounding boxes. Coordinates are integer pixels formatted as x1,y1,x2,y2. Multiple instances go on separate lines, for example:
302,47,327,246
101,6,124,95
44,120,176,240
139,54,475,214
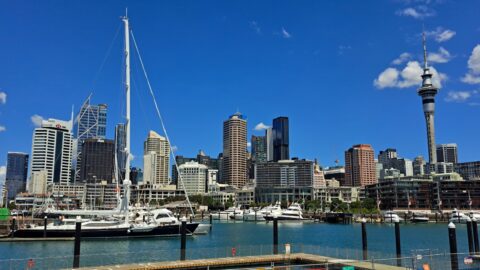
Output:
427,47,452,63
396,6,435,19
374,61,446,89
247,142,252,148
31,114,44,127
249,21,261,34
254,122,270,131
445,91,472,102
171,146,178,152
462,45,480,84
281,27,292,39
426,27,456,43
392,53,412,65
0,92,6,104
338,45,352,55
0,126,5,132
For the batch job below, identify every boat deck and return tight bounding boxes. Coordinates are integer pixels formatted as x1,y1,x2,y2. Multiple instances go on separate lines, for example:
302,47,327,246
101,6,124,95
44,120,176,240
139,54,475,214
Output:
77,253,404,270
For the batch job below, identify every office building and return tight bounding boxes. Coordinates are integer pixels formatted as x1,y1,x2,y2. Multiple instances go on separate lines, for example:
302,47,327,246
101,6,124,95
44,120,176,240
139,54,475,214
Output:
222,112,247,188
455,161,480,180
251,135,267,163
266,127,274,161
437,143,458,164
5,152,28,199
417,33,439,167
413,156,426,176
272,117,289,161
177,161,208,195
31,171,48,195
73,95,107,181
256,159,314,188
114,123,127,182
143,131,170,187
323,166,346,186
344,144,376,187
79,138,115,183
30,118,73,185
378,148,397,165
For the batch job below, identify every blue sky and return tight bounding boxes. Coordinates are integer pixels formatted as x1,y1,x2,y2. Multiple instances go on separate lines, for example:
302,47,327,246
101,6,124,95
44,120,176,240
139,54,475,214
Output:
0,0,479,180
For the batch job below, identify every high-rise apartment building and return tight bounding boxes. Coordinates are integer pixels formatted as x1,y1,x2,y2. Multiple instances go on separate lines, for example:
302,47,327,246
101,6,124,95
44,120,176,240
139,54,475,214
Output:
344,144,376,187
5,152,29,199
222,112,247,188
255,159,314,188
436,143,458,164
79,139,115,183
177,161,208,195
114,123,127,182
251,135,267,163
272,117,289,161
30,118,73,185
143,131,170,187
73,95,107,181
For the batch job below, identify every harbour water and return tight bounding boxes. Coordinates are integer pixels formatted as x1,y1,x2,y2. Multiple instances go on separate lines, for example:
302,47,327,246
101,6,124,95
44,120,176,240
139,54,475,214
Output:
0,221,473,268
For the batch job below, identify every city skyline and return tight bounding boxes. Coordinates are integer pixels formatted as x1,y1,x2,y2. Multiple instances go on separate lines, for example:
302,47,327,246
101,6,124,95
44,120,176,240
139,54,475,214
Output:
1,1,480,183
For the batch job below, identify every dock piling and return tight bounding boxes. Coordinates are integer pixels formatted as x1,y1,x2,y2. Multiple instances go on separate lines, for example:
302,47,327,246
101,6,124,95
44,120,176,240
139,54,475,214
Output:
394,218,401,266
467,217,474,255
448,222,458,270
73,216,82,269
180,217,187,261
43,216,47,238
361,218,368,260
10,217,16,238
273,216,278,255
472,217,479,253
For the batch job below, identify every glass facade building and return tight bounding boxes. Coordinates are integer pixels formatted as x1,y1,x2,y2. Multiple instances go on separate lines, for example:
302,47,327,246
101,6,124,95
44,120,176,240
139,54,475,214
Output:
272,117,289,161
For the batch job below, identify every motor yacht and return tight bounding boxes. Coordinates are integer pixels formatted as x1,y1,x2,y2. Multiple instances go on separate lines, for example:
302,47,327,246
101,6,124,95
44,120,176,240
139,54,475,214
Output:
383,211,404,223
449,209,471,223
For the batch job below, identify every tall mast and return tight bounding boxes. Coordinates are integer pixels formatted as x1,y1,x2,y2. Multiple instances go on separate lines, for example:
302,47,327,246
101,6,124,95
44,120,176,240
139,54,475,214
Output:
122,11,131,218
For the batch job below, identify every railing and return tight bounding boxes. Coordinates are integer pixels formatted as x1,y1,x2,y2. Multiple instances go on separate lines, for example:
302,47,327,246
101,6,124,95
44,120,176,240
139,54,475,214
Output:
1,244,479,270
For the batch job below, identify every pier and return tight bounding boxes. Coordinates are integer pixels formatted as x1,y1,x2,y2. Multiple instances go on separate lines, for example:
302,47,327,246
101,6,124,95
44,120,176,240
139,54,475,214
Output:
77,253,404,270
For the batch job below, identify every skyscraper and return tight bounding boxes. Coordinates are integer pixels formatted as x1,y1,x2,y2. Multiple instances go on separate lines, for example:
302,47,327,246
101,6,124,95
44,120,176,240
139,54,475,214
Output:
73,95,108,181
272,117,289,161
436,143,458,164
251,135,267,163
178,161,208,195
5,152,29,199
114,123,127,182
222,112,247,188
266,127,274,161
418,33,439,168
30,118,73,185
344,144,376,187
143,131,170,187
79,138,115,183
378,148,397,165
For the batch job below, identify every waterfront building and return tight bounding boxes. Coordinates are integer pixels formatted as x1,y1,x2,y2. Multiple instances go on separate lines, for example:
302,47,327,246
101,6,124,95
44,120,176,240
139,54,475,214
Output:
30,118,73,185
313,186,361,204
222,112,247,188
5,152,29,200
133,184,185,203
365,177,480,210
143,131,170,187
235,187,255,206
417,33,439,169
436,143,458,164
73,96,107,182
266,127,274,161
344,144,376,187
272,117,289,162
114,123,127,182
177,161,208,195
79,138,115,183
255,159,314,203
51,183,85,209
455,161,480,180
413,156,426,176
251,135,267,163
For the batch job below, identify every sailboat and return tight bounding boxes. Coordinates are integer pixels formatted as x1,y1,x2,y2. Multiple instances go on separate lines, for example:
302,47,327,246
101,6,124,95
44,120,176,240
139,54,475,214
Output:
12,13,199,238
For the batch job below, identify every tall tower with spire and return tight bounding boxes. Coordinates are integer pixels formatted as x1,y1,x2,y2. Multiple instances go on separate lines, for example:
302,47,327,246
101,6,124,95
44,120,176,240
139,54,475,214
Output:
417,32,439,170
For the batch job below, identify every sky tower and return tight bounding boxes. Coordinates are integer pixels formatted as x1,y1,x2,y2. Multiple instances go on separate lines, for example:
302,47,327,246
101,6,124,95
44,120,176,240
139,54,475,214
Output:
418,32,439,168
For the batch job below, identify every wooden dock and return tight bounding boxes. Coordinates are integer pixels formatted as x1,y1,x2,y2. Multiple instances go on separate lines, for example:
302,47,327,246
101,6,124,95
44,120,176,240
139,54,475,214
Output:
78,253,404,270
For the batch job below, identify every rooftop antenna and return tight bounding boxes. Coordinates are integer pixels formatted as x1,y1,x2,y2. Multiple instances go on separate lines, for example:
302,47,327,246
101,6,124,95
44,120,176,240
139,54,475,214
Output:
422,25,428,70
